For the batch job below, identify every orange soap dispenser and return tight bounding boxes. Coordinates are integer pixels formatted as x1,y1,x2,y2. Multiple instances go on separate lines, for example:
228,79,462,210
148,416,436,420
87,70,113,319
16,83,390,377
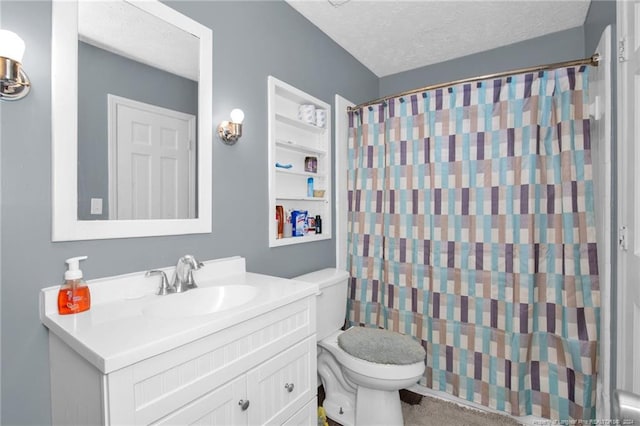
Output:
58,256,91,315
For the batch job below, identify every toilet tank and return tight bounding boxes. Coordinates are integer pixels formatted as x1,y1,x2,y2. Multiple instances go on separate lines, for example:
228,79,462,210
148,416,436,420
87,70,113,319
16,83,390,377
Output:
293,268,350,341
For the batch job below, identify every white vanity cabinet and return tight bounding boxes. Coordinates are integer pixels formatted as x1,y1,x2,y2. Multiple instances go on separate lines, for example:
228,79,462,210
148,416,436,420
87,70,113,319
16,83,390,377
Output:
45,268,318,426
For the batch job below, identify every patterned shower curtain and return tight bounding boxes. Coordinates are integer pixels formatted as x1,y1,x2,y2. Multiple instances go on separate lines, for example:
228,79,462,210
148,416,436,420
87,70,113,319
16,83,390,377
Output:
346,66,600,420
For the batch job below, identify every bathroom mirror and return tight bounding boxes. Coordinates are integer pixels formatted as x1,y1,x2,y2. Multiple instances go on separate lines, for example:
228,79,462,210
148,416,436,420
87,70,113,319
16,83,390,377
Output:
52,0,213,241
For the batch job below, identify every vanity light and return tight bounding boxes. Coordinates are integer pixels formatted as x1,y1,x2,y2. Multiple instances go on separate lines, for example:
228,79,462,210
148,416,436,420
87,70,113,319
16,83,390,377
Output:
218,108,244,145
0,30,30,101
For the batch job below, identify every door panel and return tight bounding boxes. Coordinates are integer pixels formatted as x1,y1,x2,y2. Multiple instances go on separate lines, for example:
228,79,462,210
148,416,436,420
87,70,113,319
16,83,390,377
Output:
109,95,195,220
590,25,612,419
334,94,355,271
617,0,640,395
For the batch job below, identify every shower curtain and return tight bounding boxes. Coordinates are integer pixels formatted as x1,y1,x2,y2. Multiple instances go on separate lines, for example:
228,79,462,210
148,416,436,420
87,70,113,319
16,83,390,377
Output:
346,66,600,420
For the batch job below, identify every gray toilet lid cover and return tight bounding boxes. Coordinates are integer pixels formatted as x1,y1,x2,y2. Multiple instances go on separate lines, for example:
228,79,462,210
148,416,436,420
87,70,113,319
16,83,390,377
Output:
337,327,426,365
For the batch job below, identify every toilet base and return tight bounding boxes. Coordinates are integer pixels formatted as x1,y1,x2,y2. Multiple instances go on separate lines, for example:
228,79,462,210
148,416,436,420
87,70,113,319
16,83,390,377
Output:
317,331,424,426
323,386,403,426
355,386,403,426
323,397,355,426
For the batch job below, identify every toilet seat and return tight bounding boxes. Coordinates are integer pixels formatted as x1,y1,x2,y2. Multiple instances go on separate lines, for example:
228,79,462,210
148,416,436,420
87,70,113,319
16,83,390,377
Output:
338,326,426,365
318,329,425,381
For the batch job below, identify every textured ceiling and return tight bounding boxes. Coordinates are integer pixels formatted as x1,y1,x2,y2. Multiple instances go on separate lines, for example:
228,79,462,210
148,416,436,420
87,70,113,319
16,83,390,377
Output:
78,1,199,81
286,0,591,77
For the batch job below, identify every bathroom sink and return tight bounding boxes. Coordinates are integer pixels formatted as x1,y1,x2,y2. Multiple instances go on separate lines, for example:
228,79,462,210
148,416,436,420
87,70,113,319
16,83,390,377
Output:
142,285,258,319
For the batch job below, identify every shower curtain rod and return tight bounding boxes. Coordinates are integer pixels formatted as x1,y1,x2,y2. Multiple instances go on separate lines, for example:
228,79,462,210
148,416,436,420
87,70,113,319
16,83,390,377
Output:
347,53,600,111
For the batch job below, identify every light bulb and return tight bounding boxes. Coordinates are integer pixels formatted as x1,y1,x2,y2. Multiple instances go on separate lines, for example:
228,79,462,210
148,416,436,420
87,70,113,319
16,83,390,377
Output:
230,108,245,124
0,30,25,63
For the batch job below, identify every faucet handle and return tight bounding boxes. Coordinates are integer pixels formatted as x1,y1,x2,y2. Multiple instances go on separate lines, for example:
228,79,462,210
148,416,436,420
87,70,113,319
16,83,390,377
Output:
146,270,174,295
184,270,198,290
181,255,204,269
184,259,204,290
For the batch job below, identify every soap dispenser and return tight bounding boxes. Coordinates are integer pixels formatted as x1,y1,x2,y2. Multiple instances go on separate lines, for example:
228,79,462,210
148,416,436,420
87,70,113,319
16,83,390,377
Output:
58,256,91,315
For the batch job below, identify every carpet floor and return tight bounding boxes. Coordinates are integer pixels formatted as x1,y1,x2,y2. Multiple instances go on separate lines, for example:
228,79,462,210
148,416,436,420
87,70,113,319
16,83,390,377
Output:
401,395,520,426
322,392,521,426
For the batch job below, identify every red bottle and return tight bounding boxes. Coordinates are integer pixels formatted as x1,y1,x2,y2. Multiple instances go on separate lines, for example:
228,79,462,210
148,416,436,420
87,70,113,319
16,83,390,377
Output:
58,256,91,315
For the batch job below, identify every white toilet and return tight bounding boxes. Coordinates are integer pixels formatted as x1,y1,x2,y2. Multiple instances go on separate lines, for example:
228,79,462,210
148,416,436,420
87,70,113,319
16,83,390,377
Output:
294,268,426,426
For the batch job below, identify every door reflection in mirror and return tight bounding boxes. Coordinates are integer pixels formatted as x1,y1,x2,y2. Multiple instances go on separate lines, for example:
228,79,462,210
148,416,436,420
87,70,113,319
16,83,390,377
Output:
76,1,199,220
107,95,196,220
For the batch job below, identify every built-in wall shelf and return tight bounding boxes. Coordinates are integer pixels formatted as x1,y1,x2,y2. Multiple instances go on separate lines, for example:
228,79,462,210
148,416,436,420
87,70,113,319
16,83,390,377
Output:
276,139,327,156
275,113,326,134
268,76,332,247
270,233,329,247
276,196,328,202
276,168,327,179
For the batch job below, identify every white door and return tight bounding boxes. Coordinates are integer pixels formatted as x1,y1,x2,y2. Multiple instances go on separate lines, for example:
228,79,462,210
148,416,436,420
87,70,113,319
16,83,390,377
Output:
617,0,640,395
335,94,355,271
108,95,195,220
590,26,613,419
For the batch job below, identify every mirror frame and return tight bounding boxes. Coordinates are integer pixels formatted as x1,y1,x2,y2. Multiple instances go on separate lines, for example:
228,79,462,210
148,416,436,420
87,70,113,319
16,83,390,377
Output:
51,0,213,241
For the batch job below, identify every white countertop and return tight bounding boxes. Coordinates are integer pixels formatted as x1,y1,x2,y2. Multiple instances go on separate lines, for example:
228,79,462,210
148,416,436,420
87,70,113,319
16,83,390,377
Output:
40,256,318,374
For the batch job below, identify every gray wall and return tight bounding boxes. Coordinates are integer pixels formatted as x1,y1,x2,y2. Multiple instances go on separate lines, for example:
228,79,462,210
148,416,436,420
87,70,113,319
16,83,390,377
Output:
0,0,615,424
0,1,378,424
585,0,616,56
379,26,586,97
78,41,199,220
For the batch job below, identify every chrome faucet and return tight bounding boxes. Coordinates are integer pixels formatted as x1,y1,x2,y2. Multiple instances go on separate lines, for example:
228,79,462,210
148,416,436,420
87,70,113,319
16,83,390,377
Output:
171,255,204,293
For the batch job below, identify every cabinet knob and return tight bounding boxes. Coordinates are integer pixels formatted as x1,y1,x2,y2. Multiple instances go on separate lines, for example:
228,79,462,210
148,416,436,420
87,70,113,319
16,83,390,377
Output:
284,383,295,393
238,399,250,411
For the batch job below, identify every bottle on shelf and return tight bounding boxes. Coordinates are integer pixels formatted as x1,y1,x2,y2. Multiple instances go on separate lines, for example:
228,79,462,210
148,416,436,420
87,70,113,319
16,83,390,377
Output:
291,210,308,237
284,211,292,238
307,177,314,197
276,205,284,239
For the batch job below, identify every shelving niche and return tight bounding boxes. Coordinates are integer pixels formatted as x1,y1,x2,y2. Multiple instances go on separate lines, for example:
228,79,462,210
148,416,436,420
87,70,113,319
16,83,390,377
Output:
268,76,332,247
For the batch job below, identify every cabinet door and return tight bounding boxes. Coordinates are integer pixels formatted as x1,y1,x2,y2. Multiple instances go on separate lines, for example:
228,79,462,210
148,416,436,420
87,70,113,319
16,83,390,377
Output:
247,337,316,425
153,375,247,426
282,399,317,426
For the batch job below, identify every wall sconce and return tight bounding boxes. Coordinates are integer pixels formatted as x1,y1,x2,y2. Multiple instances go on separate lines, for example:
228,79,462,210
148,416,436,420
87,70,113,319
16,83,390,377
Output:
0,30,30,101
218,108,244,145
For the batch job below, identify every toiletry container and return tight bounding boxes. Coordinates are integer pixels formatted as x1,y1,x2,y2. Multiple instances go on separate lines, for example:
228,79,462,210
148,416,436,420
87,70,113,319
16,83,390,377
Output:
307,177,314,197
291,210,308,236
58,256,91,315
276,205,284,239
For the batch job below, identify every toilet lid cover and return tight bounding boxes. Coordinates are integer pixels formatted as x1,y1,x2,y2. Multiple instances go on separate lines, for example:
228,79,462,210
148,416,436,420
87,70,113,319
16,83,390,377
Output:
337,327,426,365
